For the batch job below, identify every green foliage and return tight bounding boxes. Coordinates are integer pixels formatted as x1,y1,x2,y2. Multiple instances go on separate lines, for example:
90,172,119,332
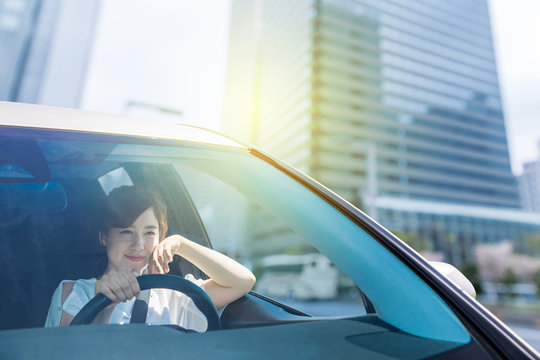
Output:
444,233,456,245
533,268,540,298
525,234,540,256
501,268,519,285
284,245,316,255
460,262,483,295
394,231,432,252
501,268,519,299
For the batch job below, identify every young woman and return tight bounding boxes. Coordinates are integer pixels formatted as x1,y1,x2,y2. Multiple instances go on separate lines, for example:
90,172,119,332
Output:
45,186,255,331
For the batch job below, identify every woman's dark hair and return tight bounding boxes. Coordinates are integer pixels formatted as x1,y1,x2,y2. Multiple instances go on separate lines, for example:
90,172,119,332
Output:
100,185,168,241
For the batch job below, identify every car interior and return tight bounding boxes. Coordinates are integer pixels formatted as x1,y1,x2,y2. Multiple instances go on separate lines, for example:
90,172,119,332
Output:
0,129,366,332
0,167,320,331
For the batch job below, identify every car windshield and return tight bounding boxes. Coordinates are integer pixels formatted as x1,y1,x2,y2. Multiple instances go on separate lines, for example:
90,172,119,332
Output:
0,126,469,344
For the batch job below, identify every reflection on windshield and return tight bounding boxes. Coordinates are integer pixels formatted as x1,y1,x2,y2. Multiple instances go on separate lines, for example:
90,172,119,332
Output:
1,127,469,344
174,162,366,317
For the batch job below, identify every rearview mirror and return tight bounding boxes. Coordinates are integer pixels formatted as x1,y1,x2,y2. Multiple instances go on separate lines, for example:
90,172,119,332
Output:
430,261,476,299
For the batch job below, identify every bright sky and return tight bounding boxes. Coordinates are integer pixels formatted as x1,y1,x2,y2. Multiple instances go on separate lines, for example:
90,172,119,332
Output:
81,0,231,130
490,0,540,174
82,0,539,175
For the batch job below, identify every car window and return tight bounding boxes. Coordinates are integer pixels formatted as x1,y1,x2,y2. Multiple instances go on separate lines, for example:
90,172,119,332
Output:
176,163,368,316
0,127,469,346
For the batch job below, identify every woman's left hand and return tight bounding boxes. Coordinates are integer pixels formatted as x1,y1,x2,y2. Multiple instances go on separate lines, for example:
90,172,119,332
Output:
148,235,182,274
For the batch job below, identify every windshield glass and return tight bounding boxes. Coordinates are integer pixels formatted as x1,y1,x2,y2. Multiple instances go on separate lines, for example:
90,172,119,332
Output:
0,126,468,343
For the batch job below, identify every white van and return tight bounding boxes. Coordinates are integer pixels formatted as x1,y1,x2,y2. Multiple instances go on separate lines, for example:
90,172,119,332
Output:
255,254,339,300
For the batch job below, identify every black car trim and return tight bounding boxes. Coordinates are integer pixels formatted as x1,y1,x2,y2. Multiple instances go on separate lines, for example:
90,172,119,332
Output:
246,291,310,317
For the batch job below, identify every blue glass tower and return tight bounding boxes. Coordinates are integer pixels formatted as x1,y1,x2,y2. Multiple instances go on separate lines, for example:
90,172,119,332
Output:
224,0,540,262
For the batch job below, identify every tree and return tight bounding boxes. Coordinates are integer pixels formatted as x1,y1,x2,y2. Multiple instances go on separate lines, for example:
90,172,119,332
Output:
500,268,519,301
394,231,432,252
533,268,540,298
475,241,512,282
460,262,483,296
525,234,540,257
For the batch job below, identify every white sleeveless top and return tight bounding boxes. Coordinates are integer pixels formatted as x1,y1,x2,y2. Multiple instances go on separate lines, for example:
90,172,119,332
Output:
44,274,208,332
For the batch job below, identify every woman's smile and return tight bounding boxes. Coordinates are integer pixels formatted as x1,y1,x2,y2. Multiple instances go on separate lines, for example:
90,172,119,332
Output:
125,255,146,262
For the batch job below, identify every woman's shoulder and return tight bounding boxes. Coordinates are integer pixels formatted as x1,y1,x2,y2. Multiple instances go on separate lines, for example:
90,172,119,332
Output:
45,278,98,327
55,278,97,299
72,278,98,288
57,277,97,288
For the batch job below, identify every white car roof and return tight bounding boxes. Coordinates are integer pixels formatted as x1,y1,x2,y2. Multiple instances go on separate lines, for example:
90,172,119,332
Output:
0,101,246,149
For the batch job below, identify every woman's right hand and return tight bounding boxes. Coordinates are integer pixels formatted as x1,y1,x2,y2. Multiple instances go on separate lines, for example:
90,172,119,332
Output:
95,268,140,303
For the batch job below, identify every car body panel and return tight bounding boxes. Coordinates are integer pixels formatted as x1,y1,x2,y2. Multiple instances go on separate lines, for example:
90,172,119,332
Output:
0,101,245,148
0,319,477,360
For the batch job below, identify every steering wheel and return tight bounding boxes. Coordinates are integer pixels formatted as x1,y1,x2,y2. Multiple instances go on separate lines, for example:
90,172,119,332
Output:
70,274,221,331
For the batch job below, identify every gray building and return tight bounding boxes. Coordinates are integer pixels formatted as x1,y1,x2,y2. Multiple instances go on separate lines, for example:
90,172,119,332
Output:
0,0,100,107
518,143,540,213
223,0,540,263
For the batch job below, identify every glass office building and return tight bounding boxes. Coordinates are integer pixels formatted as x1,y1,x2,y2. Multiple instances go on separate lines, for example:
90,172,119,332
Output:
0,0,41,100
518,145,540,213
224,0,540,263
252,0,517,207
0,0,100,107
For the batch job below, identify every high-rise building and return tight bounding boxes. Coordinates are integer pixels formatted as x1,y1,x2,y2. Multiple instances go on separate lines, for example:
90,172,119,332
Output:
0,0,100,107
518,142,540,213
235,0,519,208
223,0,540,262
0,0,39,100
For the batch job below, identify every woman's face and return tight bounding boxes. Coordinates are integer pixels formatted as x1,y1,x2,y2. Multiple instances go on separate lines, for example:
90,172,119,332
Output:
101,207,160,274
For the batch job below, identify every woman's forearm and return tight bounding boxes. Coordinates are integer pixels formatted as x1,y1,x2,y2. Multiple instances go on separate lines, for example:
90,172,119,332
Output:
174,236,255,291
149,234,256,308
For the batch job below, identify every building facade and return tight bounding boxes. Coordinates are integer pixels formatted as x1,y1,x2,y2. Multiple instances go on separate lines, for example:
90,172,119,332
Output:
0,0,100,107
249,0,517,207
223,0,540,263
518,143,540,213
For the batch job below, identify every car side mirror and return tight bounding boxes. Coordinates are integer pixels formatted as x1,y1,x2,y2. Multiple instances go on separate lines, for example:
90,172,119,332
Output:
430,261,476,299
